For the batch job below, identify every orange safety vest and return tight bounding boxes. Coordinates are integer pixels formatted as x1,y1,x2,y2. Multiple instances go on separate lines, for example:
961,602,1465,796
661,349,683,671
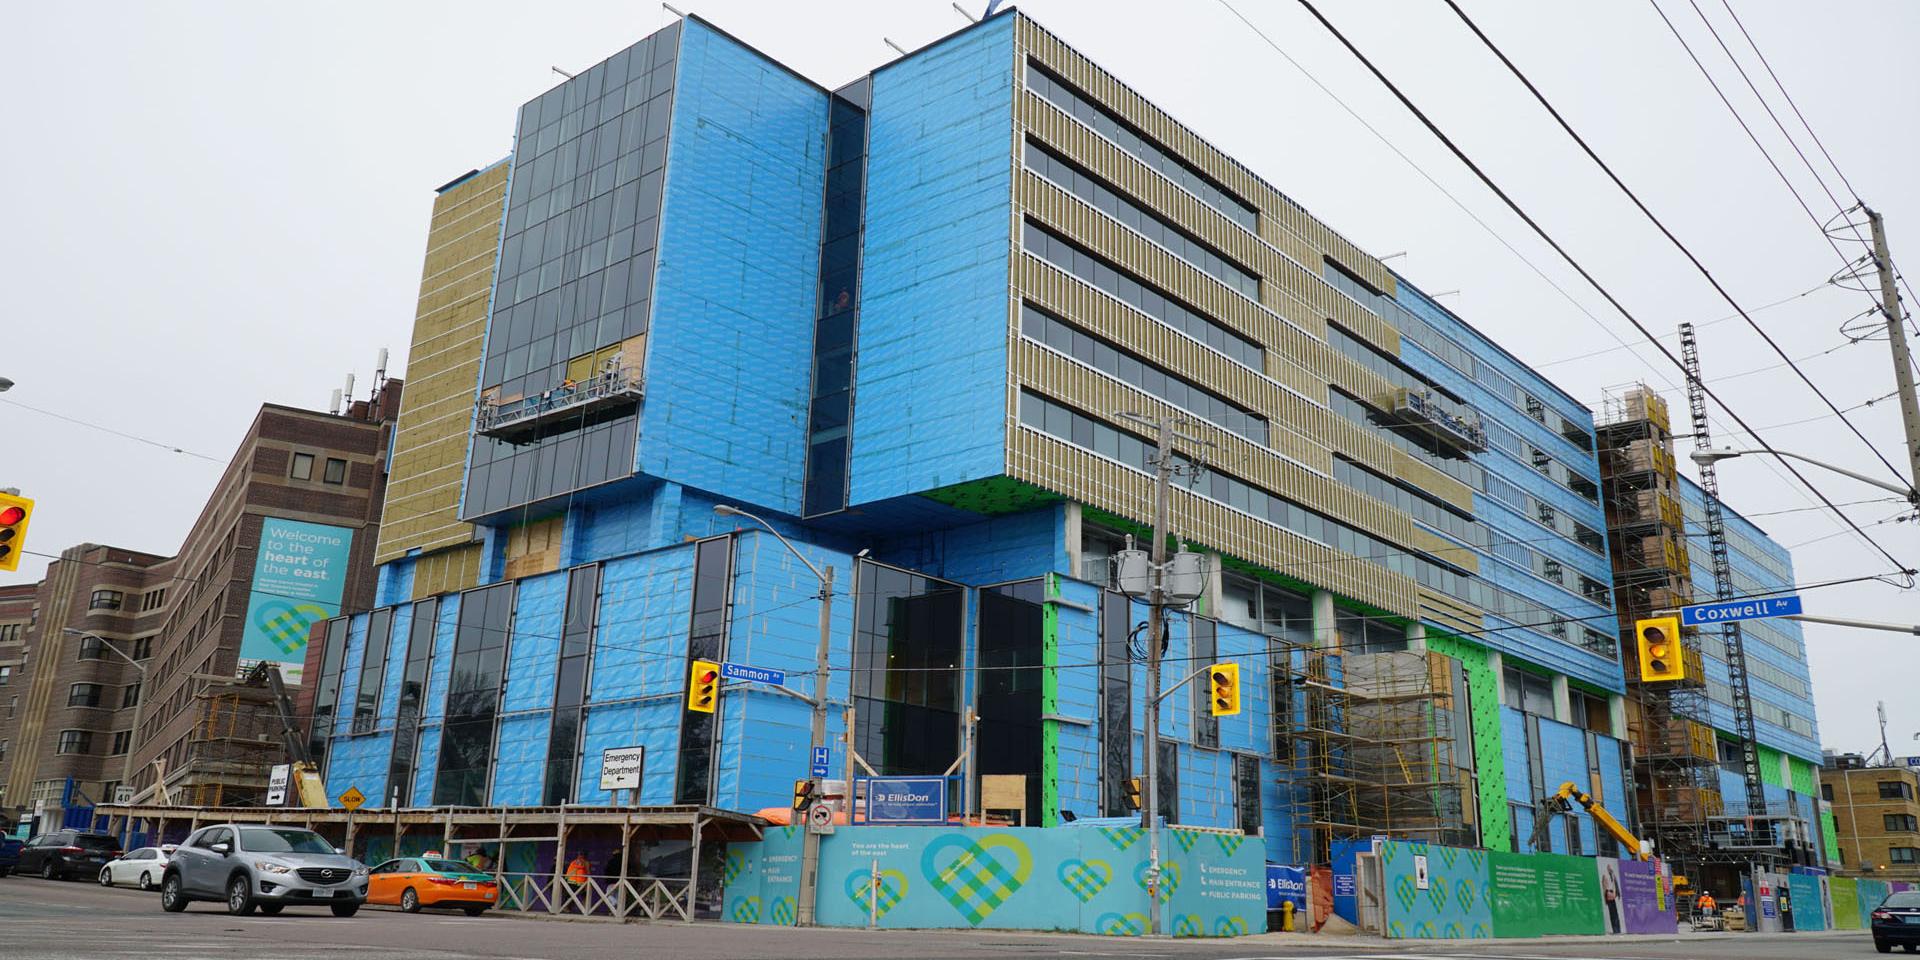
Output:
566,857,590,885
1697,894,1716,911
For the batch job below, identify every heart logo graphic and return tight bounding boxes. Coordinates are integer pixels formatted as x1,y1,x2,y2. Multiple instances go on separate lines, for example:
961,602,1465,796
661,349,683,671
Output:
1466,849,1486,872
723,852,746,886
1381,841,1397,864
1133,860,1179,902
1427,875,1449,911
1056,858,1111,903
1094,911,1148,936
1096,825,1143,851
729,896,761,923
1171,913,1203,937
1212,915,1248,936
1389,920,1406,938
922,833,1034,926
1455,877,1477,912
1443,921,1464,939
768,896,796,926
1169,827,1200,853
1439,845,1459,869
846,868,908,918
1393,875,1417,911
1213,833,1246,856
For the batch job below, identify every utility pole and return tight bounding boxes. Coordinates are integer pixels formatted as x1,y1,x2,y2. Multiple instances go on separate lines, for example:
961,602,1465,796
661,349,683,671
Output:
1112,412,1211,938
1865,207,1920,490
1141,415,1173,941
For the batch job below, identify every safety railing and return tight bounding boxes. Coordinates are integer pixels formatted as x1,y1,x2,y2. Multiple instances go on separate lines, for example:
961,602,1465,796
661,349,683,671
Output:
475,367,644,439
492,871,694,921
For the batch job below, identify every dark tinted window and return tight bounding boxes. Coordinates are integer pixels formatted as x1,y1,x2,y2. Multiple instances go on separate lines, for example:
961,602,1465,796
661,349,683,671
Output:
72,834,118,850
1884,892,1920,909
237,828,333,854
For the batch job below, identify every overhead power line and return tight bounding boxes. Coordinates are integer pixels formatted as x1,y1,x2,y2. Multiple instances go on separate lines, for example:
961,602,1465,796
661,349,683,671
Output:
1211,0,1883,560
1444,0,1910,489
1,398,224,464
1286,0,1912,574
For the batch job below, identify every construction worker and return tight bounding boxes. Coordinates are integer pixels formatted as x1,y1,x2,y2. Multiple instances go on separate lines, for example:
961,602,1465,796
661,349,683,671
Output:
1696,889,1717,915
566,852,591,887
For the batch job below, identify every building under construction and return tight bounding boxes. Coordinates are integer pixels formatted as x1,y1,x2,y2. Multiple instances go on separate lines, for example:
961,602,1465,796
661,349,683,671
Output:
1598,385,1722,878
1278,643,1475,864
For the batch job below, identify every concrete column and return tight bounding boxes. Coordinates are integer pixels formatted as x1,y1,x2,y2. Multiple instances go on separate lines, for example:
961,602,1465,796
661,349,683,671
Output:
1609,694,1628,741
1311,590,1337,649
1551,674,1572,724
1405,621,1427,653
1062,501,1084,579
1487,650,1507,706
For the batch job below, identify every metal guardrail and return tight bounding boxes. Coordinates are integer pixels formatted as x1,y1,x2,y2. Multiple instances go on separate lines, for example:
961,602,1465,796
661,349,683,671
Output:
492,871,695,921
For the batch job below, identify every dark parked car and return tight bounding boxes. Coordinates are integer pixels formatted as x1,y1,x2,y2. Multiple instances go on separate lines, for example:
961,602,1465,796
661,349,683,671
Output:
17,830,121,880
0,837,23,876
1874,890,1920,953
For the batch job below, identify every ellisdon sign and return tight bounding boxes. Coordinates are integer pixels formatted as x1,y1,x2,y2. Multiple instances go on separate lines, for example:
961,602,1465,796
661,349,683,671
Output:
861,777,947,824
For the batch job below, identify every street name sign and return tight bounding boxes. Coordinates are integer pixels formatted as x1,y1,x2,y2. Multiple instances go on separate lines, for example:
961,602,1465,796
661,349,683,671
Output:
721,661,785,686
1678,595,1801,626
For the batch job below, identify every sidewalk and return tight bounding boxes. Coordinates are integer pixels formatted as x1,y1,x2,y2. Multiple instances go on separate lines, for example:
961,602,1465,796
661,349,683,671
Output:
1225,925,1861,949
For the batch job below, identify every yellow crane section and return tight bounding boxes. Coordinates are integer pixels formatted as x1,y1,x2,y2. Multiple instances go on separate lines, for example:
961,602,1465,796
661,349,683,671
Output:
1531,781,1651,861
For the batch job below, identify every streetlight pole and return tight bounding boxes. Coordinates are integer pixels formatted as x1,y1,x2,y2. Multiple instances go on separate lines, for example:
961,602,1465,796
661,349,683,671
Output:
710,504,834,926
1141,416,1172,940
62,629,148,801
1691,447,1917,506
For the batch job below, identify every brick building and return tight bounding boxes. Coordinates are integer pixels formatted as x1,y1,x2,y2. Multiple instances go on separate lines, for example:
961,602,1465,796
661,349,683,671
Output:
0,546,170,821
1823,755,1920,880
0,387,401,824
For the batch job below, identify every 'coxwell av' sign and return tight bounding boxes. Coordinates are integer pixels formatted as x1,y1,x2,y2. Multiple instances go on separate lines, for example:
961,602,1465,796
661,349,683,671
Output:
1679,595,1802,626
720,661,785,687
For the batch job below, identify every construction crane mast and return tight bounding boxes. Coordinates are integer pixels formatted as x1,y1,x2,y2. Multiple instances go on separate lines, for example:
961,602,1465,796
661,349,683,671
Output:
1680,323,1769,848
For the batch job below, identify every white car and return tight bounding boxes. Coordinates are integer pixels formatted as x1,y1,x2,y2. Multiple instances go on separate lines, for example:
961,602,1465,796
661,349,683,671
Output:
99,846,176,891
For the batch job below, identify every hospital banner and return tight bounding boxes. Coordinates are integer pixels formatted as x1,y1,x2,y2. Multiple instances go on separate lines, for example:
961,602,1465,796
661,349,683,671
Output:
237,518,354,683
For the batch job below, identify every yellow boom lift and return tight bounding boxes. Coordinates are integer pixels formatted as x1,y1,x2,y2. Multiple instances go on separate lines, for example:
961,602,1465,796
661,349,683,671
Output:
1530,781,1651,861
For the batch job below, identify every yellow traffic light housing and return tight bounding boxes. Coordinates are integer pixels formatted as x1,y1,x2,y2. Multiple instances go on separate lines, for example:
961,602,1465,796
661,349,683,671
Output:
1635,617,1685,682
1123,777,1143,811
1207,662,1241,716
0,492,32,573
687,658,720,713
791,778,816,811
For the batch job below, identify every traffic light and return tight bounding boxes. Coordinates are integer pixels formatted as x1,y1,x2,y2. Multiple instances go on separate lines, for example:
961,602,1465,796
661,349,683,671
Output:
1123,777,1143,811
1207,662,1241,717
1635,617,1686,682
0,492,31,573
687,658,720,713
792,778,816,811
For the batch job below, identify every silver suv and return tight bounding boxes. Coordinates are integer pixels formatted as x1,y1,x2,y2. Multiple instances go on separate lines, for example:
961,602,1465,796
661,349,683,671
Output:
161,824,367,916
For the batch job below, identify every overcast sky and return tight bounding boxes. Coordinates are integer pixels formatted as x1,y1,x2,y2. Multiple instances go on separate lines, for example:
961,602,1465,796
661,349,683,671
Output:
4,1,1915,754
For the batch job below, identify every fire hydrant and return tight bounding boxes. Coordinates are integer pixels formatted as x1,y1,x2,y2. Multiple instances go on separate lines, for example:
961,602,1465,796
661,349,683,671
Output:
1281,899,1296,932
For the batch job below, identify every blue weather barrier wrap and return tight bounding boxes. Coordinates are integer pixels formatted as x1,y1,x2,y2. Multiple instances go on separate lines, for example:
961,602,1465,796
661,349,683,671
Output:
722,823,1266,936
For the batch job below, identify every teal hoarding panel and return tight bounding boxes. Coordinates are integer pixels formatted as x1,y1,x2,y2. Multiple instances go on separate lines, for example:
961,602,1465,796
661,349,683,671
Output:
728,823,1263,936
721,824,806,925
1379,840,1493,939
238,518,354,683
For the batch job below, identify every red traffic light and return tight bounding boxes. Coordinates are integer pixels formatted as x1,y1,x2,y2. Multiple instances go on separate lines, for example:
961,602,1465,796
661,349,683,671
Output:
0,507,21,526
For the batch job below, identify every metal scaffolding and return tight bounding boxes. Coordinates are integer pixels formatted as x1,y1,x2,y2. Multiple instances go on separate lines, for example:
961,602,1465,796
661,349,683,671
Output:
1597,385,1722,876
1279,644,1474,863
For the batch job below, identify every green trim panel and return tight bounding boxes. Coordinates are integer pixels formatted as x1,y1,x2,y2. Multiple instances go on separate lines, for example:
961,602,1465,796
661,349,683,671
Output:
1426,630,1511,852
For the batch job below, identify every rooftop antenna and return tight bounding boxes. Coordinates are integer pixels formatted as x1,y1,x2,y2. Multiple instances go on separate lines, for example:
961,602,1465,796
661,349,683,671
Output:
375,347,389,386
1431,289,1460,299
951,2,977,21
551,66,576,80
1378,251,1408,262
883,37,909,56
343,373,356,406
984,0,1009,15
661,2,685,17
1876,700,1893,766
329,389,343,416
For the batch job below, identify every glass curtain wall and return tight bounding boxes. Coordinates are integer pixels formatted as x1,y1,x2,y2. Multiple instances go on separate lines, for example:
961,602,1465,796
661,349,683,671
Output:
433,584,514,806
386,597,439,805
674,539,731,805
546,565,600,805
851,561,964,778
978,580,1046,824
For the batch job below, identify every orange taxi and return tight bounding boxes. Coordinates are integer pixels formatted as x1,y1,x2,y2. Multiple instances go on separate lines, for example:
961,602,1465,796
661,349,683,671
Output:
364,856,498,916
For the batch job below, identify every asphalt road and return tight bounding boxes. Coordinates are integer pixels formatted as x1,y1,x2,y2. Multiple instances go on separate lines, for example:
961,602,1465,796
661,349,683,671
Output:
0,873,1881,960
